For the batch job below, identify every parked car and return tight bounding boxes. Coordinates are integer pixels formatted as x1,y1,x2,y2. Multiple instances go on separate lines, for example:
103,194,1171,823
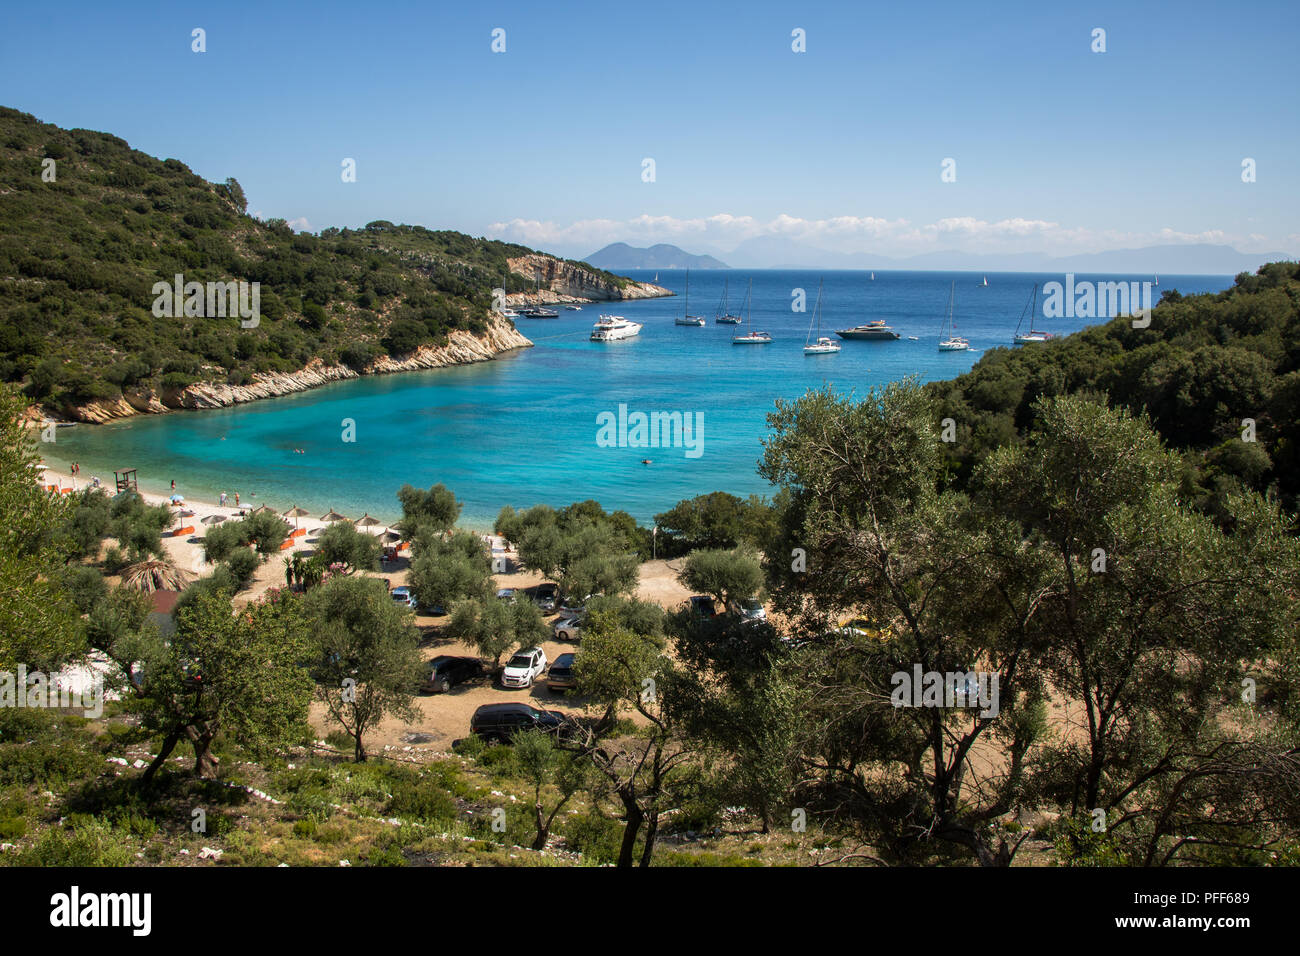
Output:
547,653,577,694
470,703,572,743
730,597,767,623
688,595,718,620
533,582,559,612
501,646,548,688
421,655,484,693
495,587,517,601
391,586,417,608
553,615,582,641
559,594,592,615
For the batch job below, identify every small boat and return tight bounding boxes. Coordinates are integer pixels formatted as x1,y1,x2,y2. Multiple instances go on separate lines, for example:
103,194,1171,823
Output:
530,307,560,318
715,278,742,324
981,275,989,287
731,280,769,343
565,305,581,311
676,268,705,325
1013,283,1054,344
837,319,899,341
590,315,642,342
500,308,519,318
906,335,919,341
938,282,970,351
804,280,841,354
871,271,875,280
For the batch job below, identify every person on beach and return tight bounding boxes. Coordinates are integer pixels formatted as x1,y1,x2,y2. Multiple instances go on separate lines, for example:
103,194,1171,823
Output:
234,493,239,507
170,479,175,491
219,492,227,506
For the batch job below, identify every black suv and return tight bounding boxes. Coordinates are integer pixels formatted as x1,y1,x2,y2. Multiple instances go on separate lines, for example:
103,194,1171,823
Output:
470,703,572,743
421,656,484,693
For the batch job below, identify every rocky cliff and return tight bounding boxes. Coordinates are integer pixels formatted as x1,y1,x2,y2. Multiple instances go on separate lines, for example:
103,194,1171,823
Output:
506,253,672,303
62,316,532,424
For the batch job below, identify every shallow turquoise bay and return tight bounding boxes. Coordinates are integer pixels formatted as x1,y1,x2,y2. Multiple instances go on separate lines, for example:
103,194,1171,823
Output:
45,270,1232,526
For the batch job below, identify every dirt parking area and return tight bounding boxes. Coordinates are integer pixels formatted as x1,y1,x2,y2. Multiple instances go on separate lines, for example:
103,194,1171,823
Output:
308,558,698,753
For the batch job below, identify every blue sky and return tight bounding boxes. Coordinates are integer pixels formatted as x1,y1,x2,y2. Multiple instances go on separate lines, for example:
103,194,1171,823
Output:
2,0,1296,262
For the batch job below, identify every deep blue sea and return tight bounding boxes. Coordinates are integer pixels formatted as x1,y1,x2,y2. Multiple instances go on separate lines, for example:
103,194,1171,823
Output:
45,270,1233,527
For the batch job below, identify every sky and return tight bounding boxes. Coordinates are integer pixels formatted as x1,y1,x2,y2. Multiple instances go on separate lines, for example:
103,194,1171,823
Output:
2,0,1297,263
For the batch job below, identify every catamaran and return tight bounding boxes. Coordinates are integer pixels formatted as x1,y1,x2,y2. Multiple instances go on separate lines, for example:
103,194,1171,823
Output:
732,279,771,344
938,282,970,351
590,315,642,341
1013,283,1054,344
715,277,742,324
804,279,840,354
675,268,705,325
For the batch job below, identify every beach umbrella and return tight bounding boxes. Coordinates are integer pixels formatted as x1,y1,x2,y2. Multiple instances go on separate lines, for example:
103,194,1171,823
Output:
379,529,401,544
201,514,227,525
283,505,310,532
248,504,273,515
120,560,194,594
354,513,382,530
320,508,349,523
170,494,185,504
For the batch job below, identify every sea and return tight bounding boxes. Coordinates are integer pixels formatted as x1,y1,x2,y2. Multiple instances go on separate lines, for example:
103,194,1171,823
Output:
44,270,1234,527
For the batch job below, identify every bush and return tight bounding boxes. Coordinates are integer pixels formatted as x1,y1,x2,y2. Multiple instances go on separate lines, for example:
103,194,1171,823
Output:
16,819,135,866
63,565,107,613
385,780,457,825
219,547,260,589
562,812,626,865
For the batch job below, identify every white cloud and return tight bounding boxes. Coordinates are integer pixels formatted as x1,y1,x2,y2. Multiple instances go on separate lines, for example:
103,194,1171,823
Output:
487,213,1283,260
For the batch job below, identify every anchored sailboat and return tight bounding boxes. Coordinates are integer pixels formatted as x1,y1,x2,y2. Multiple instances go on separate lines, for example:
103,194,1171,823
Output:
732,279,771,344
1013,283,1054,344
715,278,742,324
804,279,840,354
675,268,705,326
938,282,970,351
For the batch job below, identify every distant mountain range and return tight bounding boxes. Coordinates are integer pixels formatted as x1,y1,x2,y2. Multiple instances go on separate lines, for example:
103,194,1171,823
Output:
585,238,1293,276
585,242,729,270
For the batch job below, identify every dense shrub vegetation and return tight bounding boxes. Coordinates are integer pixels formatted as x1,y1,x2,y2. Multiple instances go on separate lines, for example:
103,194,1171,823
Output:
0,107,628,415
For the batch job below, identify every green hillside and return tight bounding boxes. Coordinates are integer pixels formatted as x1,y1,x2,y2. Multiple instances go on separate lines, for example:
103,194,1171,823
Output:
928,261,1300,515
0,106,625,414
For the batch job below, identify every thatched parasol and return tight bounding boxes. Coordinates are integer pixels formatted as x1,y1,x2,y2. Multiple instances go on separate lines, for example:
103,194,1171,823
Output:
201,514,227,525
354,513,382,530
320,508,349,523
120,560,195,594
283,505,310,532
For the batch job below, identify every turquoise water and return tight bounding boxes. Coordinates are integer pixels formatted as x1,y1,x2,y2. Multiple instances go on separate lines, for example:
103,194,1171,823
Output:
45,270,1233,527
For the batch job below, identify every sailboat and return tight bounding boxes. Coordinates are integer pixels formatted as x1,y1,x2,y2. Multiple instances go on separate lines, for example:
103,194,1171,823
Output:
674,268,705,325
715,278,742,324
1013,283,1054,344
732,279,771,344
804,279,841,354
938,282,970,351
1154,274,1159,287
871,271,875,281
981,275,989,287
